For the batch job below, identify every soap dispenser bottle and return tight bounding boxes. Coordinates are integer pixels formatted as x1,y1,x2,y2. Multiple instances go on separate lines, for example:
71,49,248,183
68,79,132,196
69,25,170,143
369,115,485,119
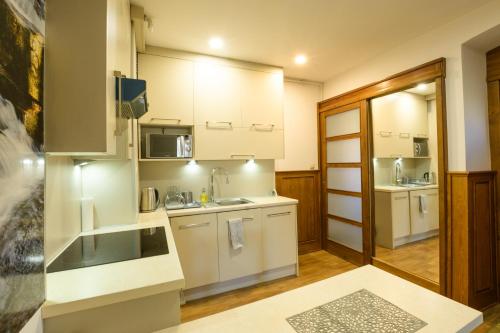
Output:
200,188,208,207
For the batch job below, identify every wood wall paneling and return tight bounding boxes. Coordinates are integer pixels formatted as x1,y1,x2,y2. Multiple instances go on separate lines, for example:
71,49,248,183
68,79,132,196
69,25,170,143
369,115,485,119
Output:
487,46,500,82
447,172,497,310
275,171,321,254
487,45,500,305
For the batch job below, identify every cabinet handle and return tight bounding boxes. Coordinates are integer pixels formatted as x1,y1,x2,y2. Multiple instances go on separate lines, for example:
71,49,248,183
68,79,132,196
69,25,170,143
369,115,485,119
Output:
399,132,410,138
150,118,181,124
267,211,291,217
230,154,256,159
416,133,428,138
179,222,210,230
206,121,232,129
252,123,275,131
393,196,407,200
379,131,392,137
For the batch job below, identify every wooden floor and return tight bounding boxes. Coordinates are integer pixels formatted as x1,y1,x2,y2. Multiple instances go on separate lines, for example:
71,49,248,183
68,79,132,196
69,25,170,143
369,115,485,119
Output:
181,250,357,323
375,236,439,282
180,248,500,331
474,304,500,332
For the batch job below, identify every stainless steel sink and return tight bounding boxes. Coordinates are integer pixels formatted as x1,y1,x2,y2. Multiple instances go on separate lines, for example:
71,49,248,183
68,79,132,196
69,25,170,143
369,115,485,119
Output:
399,184,423,188
215,198,253,206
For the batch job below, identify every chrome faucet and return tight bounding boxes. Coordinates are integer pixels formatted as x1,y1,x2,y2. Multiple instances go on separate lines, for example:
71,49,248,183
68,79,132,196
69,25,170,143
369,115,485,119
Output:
395,161,402,185
209,167,230,202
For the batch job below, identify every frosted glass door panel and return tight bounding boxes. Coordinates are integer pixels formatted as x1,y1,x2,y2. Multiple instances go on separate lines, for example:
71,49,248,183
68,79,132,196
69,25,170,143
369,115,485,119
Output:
325,109,360,137
327,168,361,192
328,219,362,251
328,193,362,222
326,138,361,163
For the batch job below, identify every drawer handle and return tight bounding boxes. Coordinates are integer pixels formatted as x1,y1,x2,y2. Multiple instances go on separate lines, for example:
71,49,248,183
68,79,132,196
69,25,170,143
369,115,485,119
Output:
230,154,256,159
150,118,181,124
252,123,275,131
206,121,233,129
379,131,392,137
393,197,407,200
267,211,291,217
179,222,210,230
399,132,410,138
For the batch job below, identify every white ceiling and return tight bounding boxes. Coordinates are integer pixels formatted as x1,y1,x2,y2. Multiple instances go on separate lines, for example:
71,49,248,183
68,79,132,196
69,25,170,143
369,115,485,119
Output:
131,0,491,82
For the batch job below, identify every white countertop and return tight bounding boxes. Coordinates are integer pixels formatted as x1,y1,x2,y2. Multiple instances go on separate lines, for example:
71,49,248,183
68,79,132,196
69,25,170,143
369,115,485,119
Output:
375,184,439,193
166,196,298,217
157,265,482,333
42,210,185,319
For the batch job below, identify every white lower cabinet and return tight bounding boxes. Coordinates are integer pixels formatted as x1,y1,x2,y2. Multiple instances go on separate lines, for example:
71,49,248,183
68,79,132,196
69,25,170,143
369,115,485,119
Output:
217,209,263,281
261,205,297,270
409,189,439,235
375,191,411,249
170,214,219,289
375,188,439,249
170,204,298,296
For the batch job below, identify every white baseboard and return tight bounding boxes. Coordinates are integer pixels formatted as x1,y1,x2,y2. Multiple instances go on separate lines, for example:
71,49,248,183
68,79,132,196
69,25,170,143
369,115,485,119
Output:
394,229,439,248
183,264,298,301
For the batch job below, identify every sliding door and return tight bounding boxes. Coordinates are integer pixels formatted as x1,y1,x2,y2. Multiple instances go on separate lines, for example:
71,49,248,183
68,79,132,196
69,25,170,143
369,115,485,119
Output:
320,101,370,263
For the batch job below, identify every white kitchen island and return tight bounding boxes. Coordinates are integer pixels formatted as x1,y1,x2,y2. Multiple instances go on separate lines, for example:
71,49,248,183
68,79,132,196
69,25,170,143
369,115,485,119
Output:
159,265,482,333
43,210,184,333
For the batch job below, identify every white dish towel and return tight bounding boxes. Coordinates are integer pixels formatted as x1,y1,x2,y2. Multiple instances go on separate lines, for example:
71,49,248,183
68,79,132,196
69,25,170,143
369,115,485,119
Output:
419,195,428,214
228,218,244,250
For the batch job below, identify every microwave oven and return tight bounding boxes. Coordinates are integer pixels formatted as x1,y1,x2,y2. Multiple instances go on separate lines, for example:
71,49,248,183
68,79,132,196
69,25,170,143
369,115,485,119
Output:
414,141,428,157
145,134,192,159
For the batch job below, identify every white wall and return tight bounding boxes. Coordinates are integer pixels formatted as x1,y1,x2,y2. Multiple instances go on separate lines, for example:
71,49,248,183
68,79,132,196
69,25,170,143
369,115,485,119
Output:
323,0,500,171
139,160,275,203
44,156,82,262
275,80,322,171
19,308,43,333
461,44,491,171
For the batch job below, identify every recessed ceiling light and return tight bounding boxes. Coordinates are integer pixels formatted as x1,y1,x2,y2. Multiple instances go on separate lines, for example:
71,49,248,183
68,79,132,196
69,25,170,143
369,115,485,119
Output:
209,37,224,49
417,83,427,91
294,54,307,65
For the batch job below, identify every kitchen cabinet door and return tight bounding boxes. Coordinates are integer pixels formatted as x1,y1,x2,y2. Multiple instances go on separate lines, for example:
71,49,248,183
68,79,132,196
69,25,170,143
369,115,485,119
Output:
194,62,242,127
391,192,411,239
194,125,239,160
240,70,284,129
45,0,131,155
373,134,413,158
138,54,194,125
261,205,297,270
170,213,219,289
217,209,262,281
409,189,439,235
240,127,284,159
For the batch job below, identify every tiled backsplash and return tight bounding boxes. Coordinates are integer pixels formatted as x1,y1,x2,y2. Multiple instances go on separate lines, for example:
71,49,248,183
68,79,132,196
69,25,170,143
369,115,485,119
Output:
139,160,276,203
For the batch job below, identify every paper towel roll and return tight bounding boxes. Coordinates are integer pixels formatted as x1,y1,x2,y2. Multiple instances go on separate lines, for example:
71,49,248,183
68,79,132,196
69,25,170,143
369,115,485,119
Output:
81,197,94,231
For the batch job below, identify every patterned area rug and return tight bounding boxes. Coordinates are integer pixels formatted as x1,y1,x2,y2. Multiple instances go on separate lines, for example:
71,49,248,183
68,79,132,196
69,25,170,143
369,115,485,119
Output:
287,289,427,333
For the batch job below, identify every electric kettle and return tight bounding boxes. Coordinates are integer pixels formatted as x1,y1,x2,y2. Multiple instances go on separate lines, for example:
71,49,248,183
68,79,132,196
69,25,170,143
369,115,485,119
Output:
140,187,160,212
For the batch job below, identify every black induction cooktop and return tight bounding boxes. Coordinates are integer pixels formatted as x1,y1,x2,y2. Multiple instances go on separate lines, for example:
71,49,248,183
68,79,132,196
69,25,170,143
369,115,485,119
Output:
47,226,169,273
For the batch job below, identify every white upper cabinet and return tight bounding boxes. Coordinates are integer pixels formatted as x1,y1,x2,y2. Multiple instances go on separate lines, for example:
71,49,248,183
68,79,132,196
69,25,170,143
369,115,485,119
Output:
138,48,285,160
45,0,131,155
194,62,242,127
371,91,428,158
240,70,284,129
138,54,194,125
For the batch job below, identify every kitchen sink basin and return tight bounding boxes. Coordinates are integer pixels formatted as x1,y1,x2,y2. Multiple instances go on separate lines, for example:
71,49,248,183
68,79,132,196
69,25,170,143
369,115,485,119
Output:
215,198,253,206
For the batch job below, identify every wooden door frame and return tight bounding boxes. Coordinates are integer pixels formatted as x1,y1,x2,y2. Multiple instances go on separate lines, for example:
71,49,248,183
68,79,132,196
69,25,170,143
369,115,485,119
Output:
318,58,448,295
